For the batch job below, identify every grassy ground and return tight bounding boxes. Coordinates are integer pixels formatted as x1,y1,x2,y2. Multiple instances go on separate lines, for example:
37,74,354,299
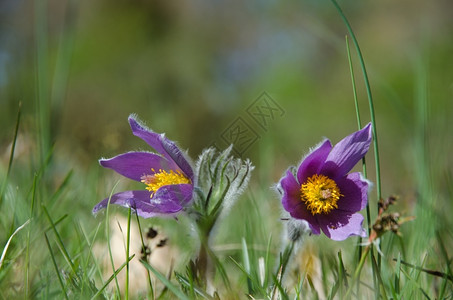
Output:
1,0,452,299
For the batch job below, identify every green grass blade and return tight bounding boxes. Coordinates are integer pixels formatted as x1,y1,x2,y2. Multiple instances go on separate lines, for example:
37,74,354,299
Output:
125,207,132,300
394,253,401,295
91,254,135,300
345,36,362,130
370,252,388,299
135,214,154,298
42,205,77,276
331,1,383,296
264,234,273,288
49,170,74,206
230,256,263,296
330,0,382,204
346,36,371,234
0,101,21,207
175,272,213,299
80,222,105,287
337,251,348,297
105,181,121,296
241,237,253,294
0,219,31,270
141,259,190,300
44,233,69,300
35,0,51,163
400,268,431,300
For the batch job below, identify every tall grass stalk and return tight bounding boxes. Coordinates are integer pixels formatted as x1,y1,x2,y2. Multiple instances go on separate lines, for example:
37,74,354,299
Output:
332,1,383,296
44,233,69,300
0,103,21,207
105,183,121,296
25,173,38,298
125,207,132,300
329,0,382,204
42,205,77,276
91,255,136,300
412,58,435,262
135,214,155,298
34,0,51,164
0,220,30,270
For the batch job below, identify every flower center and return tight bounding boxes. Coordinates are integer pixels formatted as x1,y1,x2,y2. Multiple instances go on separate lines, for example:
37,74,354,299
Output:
141,169,190,198
300,174,342,215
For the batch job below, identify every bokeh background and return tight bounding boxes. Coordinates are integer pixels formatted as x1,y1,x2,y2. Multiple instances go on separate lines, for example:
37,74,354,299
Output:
1,0,453,293
2,0,453,197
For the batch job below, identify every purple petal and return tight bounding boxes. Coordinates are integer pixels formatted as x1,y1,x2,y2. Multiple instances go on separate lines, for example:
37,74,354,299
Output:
280,170,320,235
128,115,194,180
280,170,301,212
336,172,369,212
92,190,152,214
92,185,193,218
161,137,195,182
128,116,169,158
99,152,172,181
297,139,332,184
128,184,193,218
152,183,194,207
317,211,366,241
320,123,372,179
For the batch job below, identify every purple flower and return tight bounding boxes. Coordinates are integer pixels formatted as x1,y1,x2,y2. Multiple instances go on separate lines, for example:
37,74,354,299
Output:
93,115,195,218
279,123,372,241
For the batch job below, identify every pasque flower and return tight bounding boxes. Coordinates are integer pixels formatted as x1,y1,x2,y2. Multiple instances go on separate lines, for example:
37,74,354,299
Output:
279,124,372,241
93,115,195,218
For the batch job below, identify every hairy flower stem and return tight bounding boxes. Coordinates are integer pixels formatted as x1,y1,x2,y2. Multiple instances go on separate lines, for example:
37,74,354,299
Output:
196,223,215,292
197,237,210,284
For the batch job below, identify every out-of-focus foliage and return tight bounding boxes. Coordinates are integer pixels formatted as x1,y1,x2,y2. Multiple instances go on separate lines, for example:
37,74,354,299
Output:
1,0,453,242
1,0,453,298
1,0,452,176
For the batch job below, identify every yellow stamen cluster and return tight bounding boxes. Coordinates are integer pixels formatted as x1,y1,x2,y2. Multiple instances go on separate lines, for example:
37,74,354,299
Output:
300,174,342,215
141,169,190,198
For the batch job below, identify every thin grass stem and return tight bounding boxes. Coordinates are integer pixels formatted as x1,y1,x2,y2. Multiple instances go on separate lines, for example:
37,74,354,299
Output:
34,0,51,164
25,174,38,299
0,220,31,270
105,182,121,296
134,214,154,298
42,205,78,276
346,36,371,287
344,245,371,298
125,207,132,300
91,255,135,300
141,260,190,300
329,0,382,204
0,102,21,207
331,1,383,296
44,233,69,300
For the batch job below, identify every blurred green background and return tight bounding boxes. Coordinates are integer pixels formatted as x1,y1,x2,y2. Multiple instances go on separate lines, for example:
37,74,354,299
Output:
1,0,453,297
1,0,453,241
2,0,453,193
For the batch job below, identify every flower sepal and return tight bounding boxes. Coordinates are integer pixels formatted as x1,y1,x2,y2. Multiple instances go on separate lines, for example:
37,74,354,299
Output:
188,146,253,229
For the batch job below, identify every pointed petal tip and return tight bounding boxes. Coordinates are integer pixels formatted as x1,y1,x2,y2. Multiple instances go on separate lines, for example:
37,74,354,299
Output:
128,113,142,129
92,206,103,216
363,122,372,136
98,158,108,167
128,113,139,124
357,122,373,143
